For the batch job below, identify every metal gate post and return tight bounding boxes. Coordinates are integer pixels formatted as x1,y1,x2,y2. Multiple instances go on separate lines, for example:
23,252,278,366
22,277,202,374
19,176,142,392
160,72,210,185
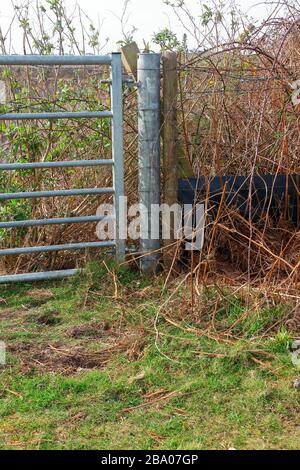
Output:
138,53,161,273
111,52,126,262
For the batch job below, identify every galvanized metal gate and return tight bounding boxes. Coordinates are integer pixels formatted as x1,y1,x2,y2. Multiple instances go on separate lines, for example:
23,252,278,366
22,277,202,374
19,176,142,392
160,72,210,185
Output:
0,53,125,283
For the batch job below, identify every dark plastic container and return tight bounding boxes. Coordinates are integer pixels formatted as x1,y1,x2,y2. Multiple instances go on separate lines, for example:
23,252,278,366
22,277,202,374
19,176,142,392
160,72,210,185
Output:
178,175,300,226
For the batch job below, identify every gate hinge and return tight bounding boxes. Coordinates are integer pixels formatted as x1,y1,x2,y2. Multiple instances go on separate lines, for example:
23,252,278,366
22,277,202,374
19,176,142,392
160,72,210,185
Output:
123,78,141,88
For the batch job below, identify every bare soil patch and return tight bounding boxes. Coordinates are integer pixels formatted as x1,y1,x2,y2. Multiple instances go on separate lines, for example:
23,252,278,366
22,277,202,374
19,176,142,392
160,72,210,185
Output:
6,325,147,375
66,322,112,339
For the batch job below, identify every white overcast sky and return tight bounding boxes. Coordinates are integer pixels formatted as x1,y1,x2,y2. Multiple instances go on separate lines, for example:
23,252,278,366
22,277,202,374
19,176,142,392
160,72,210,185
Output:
0,0,272,53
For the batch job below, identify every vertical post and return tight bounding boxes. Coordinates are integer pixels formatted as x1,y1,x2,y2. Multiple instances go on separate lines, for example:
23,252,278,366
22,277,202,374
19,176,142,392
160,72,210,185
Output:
138,53,161,273
111,52,126,262
162,52,178,255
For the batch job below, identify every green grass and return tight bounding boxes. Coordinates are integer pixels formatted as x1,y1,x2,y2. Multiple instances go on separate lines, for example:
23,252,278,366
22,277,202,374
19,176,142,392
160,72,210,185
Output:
0,263,300,450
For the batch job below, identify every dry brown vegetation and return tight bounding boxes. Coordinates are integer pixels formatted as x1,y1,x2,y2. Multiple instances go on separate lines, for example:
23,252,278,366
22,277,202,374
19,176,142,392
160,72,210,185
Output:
169,0,300,289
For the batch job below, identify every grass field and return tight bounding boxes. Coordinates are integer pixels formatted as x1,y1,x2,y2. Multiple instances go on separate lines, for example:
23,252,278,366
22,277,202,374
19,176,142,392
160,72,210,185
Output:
0,262,299,450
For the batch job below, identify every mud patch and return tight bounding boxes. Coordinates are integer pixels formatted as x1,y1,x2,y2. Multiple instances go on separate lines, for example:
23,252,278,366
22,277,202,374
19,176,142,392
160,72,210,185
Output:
36,345,112,371
6,325,147,375
67,322,111,339
8,343,113,374
8,342,32,354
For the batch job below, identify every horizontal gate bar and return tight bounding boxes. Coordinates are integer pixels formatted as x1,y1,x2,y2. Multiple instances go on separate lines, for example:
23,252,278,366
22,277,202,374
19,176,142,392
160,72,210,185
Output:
0,111,113,121
0,159,114,171
0,55,112,66
0,215,114,229
0,269,80,284
0,187,114,200
0,241,116,256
